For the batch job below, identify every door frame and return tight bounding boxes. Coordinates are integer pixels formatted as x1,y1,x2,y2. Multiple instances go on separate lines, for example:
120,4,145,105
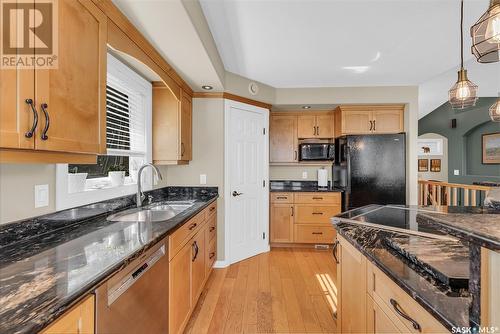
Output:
223,99,270,266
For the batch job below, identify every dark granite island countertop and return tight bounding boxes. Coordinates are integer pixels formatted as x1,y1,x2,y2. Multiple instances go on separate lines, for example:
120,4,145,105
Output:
270,180,343,193
332,205,476,331
416,206,500,251
0,186,218,334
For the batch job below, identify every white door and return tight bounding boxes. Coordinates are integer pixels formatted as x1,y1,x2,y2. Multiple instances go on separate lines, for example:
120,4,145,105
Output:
225,99,269,265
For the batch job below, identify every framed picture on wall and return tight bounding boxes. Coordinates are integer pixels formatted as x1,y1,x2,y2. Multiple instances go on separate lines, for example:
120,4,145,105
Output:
430,159,441,172
418,159,429,172
482,132,500,164
417,138,443,156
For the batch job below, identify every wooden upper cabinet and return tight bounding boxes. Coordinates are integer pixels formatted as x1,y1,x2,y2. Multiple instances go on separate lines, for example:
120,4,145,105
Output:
297,114,334,139
180,91,192,161
334,105,404,136
371,109,404,134
35,0,107,154
315,115,334,138
153,84,192,165
297,115,316,138
270,115,298,163
0,67,34,150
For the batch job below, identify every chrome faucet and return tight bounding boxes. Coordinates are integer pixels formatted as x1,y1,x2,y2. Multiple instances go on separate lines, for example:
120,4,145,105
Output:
136,163,163,208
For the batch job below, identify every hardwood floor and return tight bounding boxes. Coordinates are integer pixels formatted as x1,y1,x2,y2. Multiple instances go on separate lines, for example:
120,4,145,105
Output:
184,248,338,334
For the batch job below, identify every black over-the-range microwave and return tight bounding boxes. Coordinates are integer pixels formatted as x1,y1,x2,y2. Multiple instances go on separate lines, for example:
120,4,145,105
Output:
298,143,335,161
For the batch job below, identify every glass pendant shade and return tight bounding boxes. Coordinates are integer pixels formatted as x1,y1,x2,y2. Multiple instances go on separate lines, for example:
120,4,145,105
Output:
471,0,500,63
448,69,478,109
490,98,500,122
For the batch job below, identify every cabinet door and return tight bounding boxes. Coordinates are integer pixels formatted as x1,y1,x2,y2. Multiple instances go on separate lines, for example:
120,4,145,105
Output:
297,115,316,138
315,115,334,138
42,295,94,334
191,229,206,305
180,91,192,161
270,204,294,243
0,67,34,149
371,110,403,134
342,110,372,135
169,242,192,334
270,115,298,162
338,236,367,333
366,295,402,334
34,0,107,154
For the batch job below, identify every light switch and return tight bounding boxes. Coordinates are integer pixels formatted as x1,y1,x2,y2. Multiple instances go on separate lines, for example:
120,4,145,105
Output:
200,174,207,185
454,169,460,176
34,184,49,208
302,171,308,179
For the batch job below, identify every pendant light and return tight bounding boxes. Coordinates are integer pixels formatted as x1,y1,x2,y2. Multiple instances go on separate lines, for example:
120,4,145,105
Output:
490,95,500,122
449,0,479,110
471,0,500,63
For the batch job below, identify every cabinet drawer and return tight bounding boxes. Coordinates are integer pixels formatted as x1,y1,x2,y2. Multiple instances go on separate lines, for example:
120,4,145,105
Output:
270,192,294,203
207,213,216,242
207,238,216,272
366,294,403,334
206,201,217,219
294,193,340,204
367,263,449,333
294,224,335,244
294,205,341,224
168,212,205,260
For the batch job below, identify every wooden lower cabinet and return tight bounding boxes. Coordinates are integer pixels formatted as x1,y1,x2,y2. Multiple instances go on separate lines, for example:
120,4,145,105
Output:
366,294,402,334
168,203,217,334
41,295,95,334
337,235,449,334
270,192,340,245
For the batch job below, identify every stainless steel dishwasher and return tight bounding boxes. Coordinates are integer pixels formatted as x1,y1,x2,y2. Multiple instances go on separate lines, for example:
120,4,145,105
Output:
96,238,169,333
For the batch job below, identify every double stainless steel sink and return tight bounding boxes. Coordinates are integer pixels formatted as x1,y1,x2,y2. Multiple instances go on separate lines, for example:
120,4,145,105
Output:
106,201,195,223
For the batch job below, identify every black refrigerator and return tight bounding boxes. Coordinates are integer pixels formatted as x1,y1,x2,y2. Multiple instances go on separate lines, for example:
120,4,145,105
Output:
333,134,406,211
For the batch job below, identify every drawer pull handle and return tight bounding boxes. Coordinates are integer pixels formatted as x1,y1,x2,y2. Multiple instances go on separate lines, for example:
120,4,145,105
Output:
192,241,199,262
312,197,323,200
209,226,216,232
209,252,215,259
276,196,288,200
312,212,323,215
210,206,216,212
332,240,339,264
390,299,421,332
188,223,197,230
312,232,323,235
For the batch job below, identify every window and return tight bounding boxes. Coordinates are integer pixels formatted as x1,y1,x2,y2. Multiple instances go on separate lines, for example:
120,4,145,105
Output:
56,53,153,210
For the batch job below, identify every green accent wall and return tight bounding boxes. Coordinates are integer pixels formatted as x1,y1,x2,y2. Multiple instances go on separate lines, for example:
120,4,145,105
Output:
418,97,500,185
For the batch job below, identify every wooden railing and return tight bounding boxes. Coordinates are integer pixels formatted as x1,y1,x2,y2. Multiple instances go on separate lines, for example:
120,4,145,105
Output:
418,180,492,206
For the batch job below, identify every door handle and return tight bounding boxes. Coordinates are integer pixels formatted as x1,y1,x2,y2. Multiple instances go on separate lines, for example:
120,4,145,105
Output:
181,143,185,157
390,299,421,332
24,99,38,138
316,126,320,136
332,240,339,263
373,120,376,131
294,150,298,161
313,126,316,136
369,120,373,131
40,103,49,140
232,191,243,197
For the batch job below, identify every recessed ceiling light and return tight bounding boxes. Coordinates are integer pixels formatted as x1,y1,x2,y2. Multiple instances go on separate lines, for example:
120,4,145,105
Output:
202,85,213,90
302,106,311,109
342,66,370,74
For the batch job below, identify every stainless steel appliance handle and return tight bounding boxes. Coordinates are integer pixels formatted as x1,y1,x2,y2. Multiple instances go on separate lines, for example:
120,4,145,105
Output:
107,245,166,306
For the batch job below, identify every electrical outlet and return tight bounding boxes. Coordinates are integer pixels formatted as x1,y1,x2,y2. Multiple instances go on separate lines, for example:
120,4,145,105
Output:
200,174,207,185
302,171,308,179
454,169,460,176
34,184,49,208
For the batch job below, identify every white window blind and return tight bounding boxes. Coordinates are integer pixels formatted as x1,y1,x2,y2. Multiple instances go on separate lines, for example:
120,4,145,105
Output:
106,53,151,156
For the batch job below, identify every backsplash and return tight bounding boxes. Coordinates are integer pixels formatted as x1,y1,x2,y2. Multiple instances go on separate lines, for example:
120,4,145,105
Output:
269,165,332,181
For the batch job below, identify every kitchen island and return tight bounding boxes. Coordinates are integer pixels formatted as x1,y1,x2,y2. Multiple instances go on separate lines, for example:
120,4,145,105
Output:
332,205,499,333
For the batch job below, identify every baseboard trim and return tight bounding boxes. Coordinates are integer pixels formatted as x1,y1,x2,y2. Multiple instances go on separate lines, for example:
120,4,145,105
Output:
213,260,230,268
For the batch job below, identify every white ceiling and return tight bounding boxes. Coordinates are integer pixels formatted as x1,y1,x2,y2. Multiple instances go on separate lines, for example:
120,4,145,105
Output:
112,0,224,90
200,0,492,88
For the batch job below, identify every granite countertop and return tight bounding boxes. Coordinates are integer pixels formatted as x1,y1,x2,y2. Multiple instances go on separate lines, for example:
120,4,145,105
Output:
416,207,500,251
332,205,476,330
270,180,343,193
0,186,218,334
